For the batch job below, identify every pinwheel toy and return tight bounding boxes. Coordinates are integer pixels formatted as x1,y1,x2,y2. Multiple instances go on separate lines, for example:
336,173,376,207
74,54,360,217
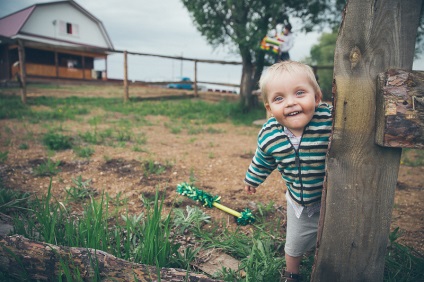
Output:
176,182,255,226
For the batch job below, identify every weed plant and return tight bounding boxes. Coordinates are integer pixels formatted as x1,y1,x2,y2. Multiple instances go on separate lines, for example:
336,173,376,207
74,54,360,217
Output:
33,158,61,176
18,143,29,150
42,131,72,150
0,151,8,163
65,176,96,201
2,179,424,281
172,205,211,234
73,146,95,158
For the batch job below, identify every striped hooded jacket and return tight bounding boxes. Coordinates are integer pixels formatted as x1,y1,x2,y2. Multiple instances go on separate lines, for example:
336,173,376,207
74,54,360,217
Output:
244,103,333,206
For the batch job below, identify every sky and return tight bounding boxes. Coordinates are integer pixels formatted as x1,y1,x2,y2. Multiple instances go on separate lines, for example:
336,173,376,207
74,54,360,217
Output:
1,0,423,89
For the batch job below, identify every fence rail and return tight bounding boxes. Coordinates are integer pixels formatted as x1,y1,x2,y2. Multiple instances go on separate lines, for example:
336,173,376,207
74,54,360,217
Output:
114,48,333,98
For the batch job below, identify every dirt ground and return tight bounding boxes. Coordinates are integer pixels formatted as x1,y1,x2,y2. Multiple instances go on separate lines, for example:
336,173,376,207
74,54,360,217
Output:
0,85,423,256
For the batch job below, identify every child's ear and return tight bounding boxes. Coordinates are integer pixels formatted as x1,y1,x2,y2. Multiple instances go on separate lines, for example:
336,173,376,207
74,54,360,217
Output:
265,103,272,113
315,91,323,106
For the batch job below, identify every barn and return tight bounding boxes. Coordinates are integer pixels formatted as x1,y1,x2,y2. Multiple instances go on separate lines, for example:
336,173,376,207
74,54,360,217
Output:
0,0,114,82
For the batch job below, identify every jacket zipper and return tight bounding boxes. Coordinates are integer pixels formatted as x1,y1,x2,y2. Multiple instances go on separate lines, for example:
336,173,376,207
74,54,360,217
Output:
294,148,304,206
287,129,305,206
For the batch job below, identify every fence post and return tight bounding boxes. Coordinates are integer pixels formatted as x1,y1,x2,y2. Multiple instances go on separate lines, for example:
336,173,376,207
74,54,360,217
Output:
123,50,129,103
17,40,27,104
194,60,198,96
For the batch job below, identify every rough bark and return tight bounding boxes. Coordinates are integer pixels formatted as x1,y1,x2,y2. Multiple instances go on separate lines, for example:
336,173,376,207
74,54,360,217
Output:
375,69,424,149
311,0,422,281
0,234,220,282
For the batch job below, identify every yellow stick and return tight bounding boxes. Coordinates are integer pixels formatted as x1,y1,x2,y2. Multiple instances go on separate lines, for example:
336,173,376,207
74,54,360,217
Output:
213,202,241,218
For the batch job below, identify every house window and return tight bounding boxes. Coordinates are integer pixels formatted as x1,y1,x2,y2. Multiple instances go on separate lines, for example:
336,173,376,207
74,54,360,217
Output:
59,20,79,36
66,23,72,34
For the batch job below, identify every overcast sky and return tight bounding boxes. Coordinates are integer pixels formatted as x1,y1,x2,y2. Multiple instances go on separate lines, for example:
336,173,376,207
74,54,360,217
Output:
1,0,423,88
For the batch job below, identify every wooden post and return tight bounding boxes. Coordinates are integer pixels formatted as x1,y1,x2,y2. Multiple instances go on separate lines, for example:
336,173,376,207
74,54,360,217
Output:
17,40,27,104
54,50,59,78
375,69,424,149
311,0,422,281
123,50,129,103
82,55,85,79
104,55,108,80
194,60,198,96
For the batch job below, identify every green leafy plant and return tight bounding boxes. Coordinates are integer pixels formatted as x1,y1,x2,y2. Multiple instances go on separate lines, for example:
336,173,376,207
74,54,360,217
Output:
143,160,166,177
33,159,61,176
65,176,96,201
0,151,8,163
172,205,211,234
42,132,72,150
73,146,95,158
135,189,178,267
0,188,31,214
18,143,29,150
384,227,424,281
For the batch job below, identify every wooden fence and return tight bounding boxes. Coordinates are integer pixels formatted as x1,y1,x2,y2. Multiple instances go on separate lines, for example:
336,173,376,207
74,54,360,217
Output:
112,48,333,101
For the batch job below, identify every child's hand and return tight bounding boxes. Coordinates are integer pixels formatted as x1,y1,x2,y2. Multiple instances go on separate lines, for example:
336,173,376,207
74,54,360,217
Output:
245,185,256,195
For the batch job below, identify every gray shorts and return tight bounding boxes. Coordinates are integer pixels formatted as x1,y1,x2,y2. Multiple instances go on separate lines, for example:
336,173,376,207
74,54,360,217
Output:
284,203,320,257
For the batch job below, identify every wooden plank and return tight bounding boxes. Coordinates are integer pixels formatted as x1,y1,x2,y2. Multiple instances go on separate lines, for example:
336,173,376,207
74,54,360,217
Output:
311,0,422,281
375,69,424,149
193,249,245,277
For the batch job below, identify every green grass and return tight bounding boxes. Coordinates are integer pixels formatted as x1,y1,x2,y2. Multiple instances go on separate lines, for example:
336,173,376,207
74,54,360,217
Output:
33,158,61,176
0,177,423,281
401,149,424,167
42,131,73,150
0,90,422,280
0,93,265,126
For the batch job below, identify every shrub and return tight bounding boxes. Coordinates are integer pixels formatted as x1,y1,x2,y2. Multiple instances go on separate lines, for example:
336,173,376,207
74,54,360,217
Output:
42,132,72,150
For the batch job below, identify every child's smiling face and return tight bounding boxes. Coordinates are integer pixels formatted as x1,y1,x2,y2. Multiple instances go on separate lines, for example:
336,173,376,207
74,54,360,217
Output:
265,71,320,136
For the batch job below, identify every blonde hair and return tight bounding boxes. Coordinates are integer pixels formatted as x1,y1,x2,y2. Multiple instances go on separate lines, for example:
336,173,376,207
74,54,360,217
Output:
259,61,322,104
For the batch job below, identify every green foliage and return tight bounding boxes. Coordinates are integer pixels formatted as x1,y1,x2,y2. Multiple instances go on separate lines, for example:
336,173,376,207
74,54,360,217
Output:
42,131,72,150
18,143,29,150
65,176,96,201
180,0,344,109
79,130,102,144
0,151,8,163
33,159,61,176
172,205,211,234
401,149,424,167
73,146,95,158
241,239,284,281
0,187,31,215
384,227,424,281
142,160,168,177
135,189,178,267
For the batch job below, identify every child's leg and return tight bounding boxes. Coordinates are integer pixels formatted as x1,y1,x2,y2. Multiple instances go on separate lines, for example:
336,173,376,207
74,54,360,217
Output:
284,203,320,278
285,254,302,273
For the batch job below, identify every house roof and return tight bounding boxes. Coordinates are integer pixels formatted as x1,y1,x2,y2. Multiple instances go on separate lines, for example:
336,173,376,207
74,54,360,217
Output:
0,0,114,51
0,6,36,37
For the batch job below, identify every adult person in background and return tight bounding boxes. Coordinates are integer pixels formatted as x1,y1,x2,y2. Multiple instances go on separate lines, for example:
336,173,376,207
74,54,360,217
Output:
278,23,294,62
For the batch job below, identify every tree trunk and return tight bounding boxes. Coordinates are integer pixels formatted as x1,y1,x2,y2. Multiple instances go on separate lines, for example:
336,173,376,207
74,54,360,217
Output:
0,235,220,282
311,0,422,281
239,61,255,110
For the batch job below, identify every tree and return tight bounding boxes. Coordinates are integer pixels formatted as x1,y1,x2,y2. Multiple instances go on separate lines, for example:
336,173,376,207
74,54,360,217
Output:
181,0,345,111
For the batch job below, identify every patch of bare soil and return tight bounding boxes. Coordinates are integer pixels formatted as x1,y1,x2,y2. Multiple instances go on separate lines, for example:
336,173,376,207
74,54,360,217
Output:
0,87,423,256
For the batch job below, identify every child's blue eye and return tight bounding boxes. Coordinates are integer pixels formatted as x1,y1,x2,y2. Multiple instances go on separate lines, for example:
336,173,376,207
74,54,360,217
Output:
296,90,305,96
274,96,284,102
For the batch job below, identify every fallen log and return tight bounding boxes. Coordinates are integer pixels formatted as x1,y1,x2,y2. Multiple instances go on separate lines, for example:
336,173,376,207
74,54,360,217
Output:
0,234,221,281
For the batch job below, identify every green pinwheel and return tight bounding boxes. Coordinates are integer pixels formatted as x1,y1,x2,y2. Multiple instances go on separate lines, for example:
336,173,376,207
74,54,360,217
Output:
176,182,255,226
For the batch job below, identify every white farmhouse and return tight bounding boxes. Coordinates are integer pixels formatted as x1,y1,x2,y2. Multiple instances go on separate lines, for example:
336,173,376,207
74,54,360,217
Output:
0,0,114,81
